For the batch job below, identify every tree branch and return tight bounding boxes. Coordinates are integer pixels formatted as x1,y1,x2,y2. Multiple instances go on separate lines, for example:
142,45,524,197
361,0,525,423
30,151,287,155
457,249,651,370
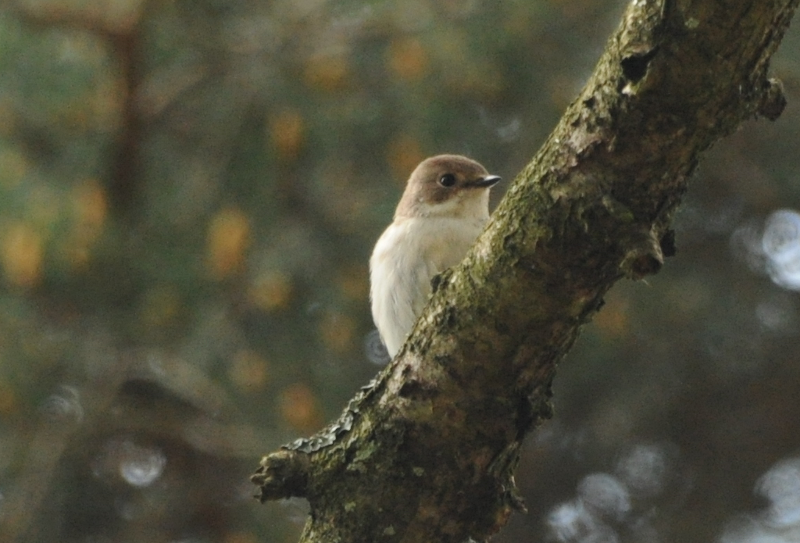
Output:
252,0,799,541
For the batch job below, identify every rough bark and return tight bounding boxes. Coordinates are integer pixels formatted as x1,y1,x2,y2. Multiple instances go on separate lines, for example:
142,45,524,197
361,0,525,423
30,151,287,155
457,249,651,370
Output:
252,0,799,541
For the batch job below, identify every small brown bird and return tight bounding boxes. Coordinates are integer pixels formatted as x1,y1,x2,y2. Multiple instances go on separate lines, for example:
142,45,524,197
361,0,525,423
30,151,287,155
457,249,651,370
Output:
369,154,501,357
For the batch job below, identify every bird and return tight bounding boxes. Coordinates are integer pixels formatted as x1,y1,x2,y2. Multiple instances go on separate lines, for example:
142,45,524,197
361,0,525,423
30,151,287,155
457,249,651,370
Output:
369,154,501,357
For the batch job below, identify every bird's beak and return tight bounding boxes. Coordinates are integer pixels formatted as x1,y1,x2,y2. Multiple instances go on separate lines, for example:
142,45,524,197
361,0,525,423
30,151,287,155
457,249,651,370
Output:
468,175,501,188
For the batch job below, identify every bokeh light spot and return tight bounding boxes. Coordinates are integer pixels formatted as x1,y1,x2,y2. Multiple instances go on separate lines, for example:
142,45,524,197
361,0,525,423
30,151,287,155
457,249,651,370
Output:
39,385,84,423
387,37,428,80
270,110,305,161
547,500,603,543
363,329,390,365
756,457,800,528
720,456,800,542
337,265,368,302
66,179,108,268
593,296,628,338
279,382,322,432
577,473,631,521
614,443,668,498
118,439,167,488
762,210,800,290
207,207,251,280
72,178,108,230
2,221,43,288
249,271,293,312
304,53,349,91
320,311,355,354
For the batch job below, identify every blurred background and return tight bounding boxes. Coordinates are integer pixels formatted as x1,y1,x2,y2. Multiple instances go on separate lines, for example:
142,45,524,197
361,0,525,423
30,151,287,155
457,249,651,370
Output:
0,0,799,542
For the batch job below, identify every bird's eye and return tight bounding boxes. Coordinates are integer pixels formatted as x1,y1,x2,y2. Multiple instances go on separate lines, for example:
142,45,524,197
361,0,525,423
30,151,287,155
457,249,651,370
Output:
438,173,457,187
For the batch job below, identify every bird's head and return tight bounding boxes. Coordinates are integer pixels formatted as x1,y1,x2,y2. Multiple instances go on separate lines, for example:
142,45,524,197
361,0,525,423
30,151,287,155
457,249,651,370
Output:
395,155,501,220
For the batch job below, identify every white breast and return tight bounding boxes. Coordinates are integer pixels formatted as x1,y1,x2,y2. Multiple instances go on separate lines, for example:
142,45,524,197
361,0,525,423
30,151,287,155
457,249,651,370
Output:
369,216,486,357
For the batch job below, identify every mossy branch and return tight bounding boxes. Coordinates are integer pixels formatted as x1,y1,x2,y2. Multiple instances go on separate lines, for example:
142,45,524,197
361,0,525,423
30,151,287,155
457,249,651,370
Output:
253,0,799,541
